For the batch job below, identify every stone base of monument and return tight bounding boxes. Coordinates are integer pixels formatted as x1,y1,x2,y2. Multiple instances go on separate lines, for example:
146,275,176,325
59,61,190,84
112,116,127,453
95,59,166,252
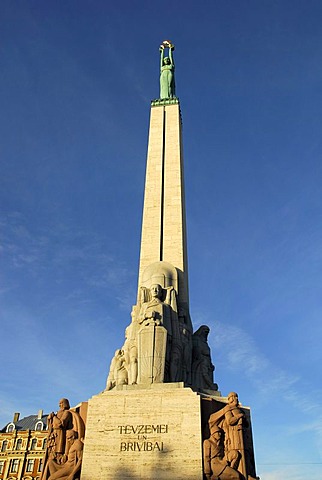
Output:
81,383,222,480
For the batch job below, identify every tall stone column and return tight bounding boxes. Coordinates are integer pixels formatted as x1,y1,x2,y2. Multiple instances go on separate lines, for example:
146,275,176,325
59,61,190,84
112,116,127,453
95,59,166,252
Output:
138,99,189,314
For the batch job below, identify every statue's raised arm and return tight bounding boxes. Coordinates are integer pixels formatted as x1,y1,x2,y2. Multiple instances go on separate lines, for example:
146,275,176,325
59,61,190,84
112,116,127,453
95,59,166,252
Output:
160,44,165,69
159,40,176,99
168,44,175,68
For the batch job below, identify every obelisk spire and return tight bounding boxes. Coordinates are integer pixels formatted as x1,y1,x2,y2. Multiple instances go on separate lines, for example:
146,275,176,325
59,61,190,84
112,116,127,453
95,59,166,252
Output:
137,40,189,315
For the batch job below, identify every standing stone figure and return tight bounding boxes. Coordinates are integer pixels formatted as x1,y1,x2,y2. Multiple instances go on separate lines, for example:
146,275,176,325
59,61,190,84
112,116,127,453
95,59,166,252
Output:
159,40,175,99
203,425,241,480
138,283,182,382
47,399,73,460
41,399,85,480
222,392,248,476
47,430,83,480
192,325,217,390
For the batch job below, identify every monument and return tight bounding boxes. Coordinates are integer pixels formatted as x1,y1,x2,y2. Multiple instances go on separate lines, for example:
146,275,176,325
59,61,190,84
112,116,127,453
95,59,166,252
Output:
40,40,258,480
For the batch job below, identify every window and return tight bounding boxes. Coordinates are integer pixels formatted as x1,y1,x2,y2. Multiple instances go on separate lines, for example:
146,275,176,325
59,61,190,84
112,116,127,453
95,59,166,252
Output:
38,458,43,472
31,438,37,450
42,438,47,450
6,423,15,433
0,461,4,474
11,459,19,473
35,421,43,431
1,441,7,452
26,459,34,473
16,438,23,450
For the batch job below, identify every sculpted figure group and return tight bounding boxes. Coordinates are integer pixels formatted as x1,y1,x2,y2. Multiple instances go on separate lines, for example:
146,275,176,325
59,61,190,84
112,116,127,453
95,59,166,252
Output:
204,392,257,480
41,398,85,480
106,263,217,391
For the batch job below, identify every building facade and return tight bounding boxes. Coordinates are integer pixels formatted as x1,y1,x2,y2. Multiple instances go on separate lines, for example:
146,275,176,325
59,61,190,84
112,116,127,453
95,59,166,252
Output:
0,411,48,480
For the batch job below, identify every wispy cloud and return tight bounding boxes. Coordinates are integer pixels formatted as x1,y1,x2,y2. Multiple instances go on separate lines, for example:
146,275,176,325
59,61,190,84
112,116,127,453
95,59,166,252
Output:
259,466,322,480
197,317,322,462
213,323,270,375
211,320,301,395
0,212,136,307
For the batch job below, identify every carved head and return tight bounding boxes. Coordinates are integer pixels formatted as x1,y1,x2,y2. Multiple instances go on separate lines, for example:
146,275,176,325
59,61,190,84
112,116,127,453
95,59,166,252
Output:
194,325,210,339
227,392,239,407
59,398,70,410
163,57,170,65
66,430,77,444
150,284,163,299
210,425,223,443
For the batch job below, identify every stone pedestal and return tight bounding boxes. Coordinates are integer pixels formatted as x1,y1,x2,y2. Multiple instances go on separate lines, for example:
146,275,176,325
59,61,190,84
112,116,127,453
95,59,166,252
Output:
81,384,203,480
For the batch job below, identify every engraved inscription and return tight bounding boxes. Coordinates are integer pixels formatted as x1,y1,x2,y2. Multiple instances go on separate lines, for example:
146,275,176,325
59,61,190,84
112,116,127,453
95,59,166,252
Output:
118,424,168,435
118,424,168,453
120,441,164,452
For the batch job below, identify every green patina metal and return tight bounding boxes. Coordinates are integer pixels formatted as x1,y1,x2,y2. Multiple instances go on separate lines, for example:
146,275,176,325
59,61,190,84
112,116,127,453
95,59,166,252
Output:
159,40,176,99
151,97,179,107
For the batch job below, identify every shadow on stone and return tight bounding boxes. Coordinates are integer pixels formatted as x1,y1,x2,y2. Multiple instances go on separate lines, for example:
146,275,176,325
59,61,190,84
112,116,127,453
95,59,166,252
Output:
112,448,176,479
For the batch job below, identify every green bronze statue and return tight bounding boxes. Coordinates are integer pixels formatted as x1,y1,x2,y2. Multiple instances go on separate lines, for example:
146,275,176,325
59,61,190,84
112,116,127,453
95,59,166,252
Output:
159,40,176,99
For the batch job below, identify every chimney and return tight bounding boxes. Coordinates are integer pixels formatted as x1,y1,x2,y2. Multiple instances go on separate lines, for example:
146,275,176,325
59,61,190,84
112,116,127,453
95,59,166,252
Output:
37,409,43,419
13,412,20,423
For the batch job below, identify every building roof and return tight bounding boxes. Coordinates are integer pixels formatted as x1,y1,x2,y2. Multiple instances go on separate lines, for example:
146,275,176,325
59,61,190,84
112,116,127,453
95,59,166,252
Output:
1,414,48,433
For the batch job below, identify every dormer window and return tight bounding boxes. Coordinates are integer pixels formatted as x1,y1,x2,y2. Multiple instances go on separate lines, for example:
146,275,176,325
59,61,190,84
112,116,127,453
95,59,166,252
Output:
6,423,15,433
35,421,44,431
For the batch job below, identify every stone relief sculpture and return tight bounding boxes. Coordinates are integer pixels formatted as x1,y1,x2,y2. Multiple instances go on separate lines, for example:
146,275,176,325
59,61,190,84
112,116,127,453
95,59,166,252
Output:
206,393,258,480
47,430,83,480
106,349,128,390
41,399,85,480
159,40,176,99
46,399,73,460
105,261,217,391
203,424,241,480
179,316,192,384
192,325,218,390
137,283,182,383
122,312,139,385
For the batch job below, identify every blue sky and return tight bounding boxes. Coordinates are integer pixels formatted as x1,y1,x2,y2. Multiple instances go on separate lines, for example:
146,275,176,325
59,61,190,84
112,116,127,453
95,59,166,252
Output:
1,1,322,478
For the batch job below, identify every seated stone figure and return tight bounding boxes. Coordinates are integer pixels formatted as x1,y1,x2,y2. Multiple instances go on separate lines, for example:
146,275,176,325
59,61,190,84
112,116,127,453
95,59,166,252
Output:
106,349,128,390
47,430,83,480
203,425,241,480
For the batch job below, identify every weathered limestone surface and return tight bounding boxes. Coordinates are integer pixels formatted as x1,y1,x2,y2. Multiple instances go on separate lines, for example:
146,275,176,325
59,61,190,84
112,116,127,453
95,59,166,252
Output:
81,384,203,480
138,103,189,310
